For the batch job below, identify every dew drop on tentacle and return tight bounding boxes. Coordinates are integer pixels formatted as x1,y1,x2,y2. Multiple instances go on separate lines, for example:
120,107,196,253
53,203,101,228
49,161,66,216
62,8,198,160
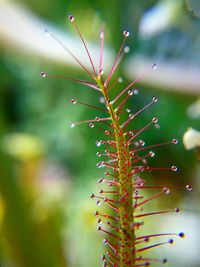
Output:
152,63,157,70
128,90,133,96
152,96,158,103
95,117,100,121
127,88,139,96
68,15,75,22
179,232,185,238
69,122,76,128
97,200,101,206
70,99,77,104
96,141,102,147
152,117,158,123
186,184,192,191
41,72,47,78
148,151,155,157
89,122,95,128
163,187,170,194
123,30,130,37
172,139,179,144
171,165,178,172
129,114,135,120
96,152,101,157
99,69,104,75
175,208,181,214
139,140,145,146
97,162,102,168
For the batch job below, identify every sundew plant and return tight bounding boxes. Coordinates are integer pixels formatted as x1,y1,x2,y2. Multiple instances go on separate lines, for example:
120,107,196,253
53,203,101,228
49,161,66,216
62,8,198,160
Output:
41,15,192,267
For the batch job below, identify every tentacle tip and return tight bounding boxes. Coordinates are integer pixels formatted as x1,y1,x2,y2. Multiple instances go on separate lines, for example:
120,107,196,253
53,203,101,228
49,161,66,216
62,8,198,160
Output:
171,165,178,172
179,232,185,238
123,30,130,37
41,72,47,78
152,63,157,70
175,208,181,214
186,184,192,191
152,117,158,123
69,122,76,128
163,258,168,264
68,15,75,22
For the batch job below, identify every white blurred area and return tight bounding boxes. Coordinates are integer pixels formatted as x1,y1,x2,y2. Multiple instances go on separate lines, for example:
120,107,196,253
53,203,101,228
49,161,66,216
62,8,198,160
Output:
0,1,113,71
0,0,200,94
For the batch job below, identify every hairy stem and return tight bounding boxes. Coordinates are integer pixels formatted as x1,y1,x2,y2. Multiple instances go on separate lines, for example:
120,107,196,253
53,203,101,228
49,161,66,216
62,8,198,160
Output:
97,77,135,266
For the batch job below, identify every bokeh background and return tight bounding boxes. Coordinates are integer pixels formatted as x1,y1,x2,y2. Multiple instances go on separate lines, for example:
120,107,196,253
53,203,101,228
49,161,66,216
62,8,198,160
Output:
0,0,200,267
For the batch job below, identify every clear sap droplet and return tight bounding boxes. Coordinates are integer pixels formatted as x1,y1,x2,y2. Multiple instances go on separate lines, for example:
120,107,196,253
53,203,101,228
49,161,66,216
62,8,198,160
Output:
186,184,192,191
172,139,179,144
126,108,131,113
89,123,95,128
41,72,47,78
70,122,76,128
95,117,100,121
123,30,130,37
152,63,157,70
124,46,130,53
133,89,139,95
105,130,110,135
96,152,101,157
68,15,75,22
171,166,178,172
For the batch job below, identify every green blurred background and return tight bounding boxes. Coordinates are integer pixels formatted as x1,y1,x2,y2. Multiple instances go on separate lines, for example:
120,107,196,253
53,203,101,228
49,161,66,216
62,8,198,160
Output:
0,0,200,266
